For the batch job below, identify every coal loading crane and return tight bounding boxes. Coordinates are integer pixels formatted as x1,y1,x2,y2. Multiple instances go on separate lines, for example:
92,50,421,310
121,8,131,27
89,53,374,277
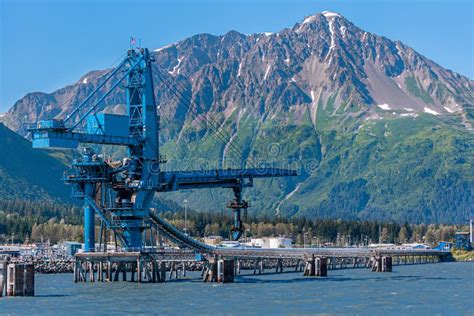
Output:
28,48,297,252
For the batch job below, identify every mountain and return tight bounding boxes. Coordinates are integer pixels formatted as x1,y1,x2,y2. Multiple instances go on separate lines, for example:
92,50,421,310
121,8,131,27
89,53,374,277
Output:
1,11,473,223
0,123,71,201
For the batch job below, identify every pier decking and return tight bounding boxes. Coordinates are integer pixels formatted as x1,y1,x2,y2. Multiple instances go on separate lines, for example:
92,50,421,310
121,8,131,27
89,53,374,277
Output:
73,247,451,283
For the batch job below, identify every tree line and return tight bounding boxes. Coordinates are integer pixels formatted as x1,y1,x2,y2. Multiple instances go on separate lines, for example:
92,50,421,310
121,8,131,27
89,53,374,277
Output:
0,199,81,244
159,210,466,246
0,199,468,246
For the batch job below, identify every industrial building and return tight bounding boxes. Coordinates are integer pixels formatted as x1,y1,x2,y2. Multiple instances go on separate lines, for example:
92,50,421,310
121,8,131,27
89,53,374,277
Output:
246,237,293,249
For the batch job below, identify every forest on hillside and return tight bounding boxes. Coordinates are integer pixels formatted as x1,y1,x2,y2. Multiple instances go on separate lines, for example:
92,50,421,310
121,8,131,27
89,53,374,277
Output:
0,199,468,246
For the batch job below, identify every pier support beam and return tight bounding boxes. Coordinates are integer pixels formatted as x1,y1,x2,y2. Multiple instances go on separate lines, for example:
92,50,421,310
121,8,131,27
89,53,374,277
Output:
203,258,234,283
202,258,217,282
370,256,392,272
217,259,235,283
137,260,142,283
5,263,34,297
382,256,392,272
24,264,35,296
159,261,166,282
276,258,283,273
0,260,7,297
304,256,327,277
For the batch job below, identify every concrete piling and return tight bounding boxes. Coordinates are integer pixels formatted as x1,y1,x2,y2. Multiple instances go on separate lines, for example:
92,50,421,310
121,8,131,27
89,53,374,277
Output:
316,257,328,276
276,258,283,273
370,256,392,272
1,260,8,297
202,258,217,282
159,261,166,282
382,256,392,272
203,258,234,283
8,264,24,296
304,256,327,277
217,259,234,283
4,263,34,297
24,264,35,296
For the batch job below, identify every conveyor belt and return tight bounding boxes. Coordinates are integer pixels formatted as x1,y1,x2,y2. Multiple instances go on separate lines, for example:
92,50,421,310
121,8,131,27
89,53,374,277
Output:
149,211,214,251
148,211,450,259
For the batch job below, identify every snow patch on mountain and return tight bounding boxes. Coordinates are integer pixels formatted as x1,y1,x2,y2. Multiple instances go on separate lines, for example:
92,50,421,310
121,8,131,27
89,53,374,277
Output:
326,16,337,64
301,15,317,25
263,64,271,80
297,11,341,33
400,113,418,118
322,11,341,18
155,44,173,52
444,106,455,113
377,104,391,110
424,107,440,115
169,57,183,76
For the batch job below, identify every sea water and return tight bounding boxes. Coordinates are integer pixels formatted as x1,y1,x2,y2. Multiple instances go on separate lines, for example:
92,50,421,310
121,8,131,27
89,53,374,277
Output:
1,262,473,315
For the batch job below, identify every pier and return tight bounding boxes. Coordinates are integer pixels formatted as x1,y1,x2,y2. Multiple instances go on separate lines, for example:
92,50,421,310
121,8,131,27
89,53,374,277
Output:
73,208,452,284
73,247,451,283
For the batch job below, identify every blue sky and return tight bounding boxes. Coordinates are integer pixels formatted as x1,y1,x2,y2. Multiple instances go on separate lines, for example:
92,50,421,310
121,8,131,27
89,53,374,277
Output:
0,0,472,112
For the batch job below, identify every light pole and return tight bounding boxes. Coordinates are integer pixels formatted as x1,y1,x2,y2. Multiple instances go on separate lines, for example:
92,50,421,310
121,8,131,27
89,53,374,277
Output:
184,199,188,236
245,228,250,242
471,219,473,244
303,229,307,248
468,218,473,244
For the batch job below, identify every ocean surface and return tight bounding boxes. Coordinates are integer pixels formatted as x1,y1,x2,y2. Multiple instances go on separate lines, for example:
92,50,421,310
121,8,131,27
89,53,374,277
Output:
0,262,473,315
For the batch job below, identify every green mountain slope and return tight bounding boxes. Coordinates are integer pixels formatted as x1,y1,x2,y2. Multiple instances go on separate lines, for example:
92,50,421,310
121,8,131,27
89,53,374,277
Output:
159,108,474,224
0,123,71,201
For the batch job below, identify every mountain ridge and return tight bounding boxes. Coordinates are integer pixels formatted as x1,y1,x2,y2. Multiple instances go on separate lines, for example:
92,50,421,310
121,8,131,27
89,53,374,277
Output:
2,11,472,134
1,11,472,223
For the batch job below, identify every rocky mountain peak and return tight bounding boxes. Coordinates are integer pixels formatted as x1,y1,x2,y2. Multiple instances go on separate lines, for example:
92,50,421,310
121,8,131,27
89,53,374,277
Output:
2,11,473,135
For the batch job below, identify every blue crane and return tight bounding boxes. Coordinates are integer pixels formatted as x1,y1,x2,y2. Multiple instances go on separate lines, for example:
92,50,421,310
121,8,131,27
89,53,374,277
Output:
28,48,297,252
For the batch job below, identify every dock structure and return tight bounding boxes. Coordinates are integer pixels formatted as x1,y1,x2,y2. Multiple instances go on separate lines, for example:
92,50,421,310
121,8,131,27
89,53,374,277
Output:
74,206,452,283
74,250,197,283
73,246,451,284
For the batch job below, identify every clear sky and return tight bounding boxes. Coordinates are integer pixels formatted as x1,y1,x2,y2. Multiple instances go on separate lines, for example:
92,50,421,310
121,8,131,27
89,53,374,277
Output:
0,0,472,112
